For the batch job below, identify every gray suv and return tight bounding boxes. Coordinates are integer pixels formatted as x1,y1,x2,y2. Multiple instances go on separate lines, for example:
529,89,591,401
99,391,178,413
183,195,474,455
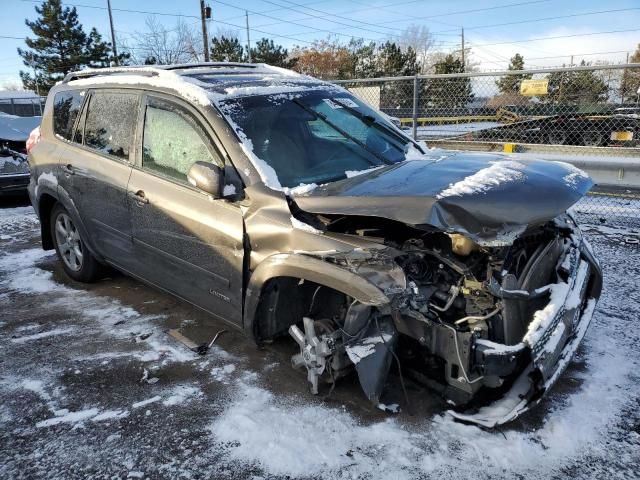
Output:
28,63,602,427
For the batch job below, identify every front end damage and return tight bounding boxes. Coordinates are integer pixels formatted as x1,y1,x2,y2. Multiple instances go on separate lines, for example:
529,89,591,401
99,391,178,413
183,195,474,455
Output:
284,214,602,427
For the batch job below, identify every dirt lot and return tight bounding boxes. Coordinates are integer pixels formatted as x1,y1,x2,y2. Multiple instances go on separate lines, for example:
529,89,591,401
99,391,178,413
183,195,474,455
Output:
1,195,639,479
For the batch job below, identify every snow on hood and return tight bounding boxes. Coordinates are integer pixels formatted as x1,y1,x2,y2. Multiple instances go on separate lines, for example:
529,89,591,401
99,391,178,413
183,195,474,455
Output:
436,160,526,199
0,115,41,142
294,153,593,245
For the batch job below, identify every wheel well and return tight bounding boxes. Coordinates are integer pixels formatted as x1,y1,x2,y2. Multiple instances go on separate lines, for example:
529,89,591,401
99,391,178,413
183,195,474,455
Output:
38,194,57,250
253,277,349,343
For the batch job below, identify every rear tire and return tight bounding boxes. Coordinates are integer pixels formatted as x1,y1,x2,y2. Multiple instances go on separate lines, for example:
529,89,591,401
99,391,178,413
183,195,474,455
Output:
50,204,101,282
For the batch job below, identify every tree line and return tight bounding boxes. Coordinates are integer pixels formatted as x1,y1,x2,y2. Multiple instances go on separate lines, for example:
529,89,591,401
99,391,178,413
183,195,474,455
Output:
16,0,640,111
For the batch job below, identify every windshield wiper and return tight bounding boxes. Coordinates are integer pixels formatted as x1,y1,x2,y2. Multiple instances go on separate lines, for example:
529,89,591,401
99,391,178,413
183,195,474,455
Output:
292,99,394,166
331,98,413,151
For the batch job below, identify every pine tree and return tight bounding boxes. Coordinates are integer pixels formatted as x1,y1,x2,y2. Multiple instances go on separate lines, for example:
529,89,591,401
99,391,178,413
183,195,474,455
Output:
375,42,418,111
18,0,121,94
545,60,609,105
210,36,245,62
343,39,377,79
422,54,474,110
496,53,532,93
250,38,295,68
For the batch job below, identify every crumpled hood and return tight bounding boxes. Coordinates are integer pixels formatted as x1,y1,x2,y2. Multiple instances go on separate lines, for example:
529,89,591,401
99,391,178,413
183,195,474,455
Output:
293,152,592,244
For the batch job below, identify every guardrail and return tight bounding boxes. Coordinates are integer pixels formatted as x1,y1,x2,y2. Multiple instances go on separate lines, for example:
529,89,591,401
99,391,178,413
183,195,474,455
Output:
0,96,45,117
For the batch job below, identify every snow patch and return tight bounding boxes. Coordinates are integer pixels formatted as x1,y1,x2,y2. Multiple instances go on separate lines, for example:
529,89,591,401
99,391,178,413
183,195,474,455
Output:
162,385,203,406
69,69,212,107
132,396,162,409
290,216,322,234
437,161,526,199
345,166,384,178
222,184,236,196
91,409,130,422
345,334,391,365
36,408,100,428
11,327,74,343
284,182,317,195
211,364,236,383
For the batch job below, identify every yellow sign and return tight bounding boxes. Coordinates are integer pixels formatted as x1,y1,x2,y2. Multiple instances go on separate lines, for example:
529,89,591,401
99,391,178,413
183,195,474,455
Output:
520,79,549,96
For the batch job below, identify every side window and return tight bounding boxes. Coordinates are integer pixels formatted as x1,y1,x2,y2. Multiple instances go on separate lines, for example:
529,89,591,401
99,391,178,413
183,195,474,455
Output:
84,91,138,160
142,98,222,183
53,90,83,141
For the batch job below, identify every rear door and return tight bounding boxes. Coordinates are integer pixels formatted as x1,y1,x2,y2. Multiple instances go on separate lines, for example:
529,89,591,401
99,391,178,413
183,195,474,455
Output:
60,89,140,264
125,93,244,326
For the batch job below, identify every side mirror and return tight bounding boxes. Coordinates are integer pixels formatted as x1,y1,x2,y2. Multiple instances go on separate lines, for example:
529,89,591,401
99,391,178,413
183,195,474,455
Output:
187,161,223,197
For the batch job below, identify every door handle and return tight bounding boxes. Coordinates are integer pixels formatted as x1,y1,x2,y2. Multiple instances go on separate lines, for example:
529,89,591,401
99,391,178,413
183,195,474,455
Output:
61,164,74,175
128,190,149,205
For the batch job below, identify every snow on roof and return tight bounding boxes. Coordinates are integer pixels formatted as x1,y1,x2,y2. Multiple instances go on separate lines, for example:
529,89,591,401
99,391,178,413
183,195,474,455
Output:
67,68,212,107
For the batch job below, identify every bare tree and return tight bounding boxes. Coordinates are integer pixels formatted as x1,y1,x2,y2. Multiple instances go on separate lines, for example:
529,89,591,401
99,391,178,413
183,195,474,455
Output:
396,25,434,72
127,17,202,65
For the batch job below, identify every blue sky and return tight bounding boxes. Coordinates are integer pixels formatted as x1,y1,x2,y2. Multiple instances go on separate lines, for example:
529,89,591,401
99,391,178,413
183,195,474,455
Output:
1,0,639,86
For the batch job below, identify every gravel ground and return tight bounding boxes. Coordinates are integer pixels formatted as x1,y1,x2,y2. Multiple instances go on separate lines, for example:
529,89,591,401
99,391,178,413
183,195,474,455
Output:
1,197,639,480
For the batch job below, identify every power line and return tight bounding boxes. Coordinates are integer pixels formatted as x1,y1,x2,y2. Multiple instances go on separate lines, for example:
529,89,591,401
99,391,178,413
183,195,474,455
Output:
250,0,551,32
251,0,414,33
218,0,336,23
247,0,405,38
211,0,384,42
20,0,200,19
376,0,552,26
469,28,640,47
431,7,640,34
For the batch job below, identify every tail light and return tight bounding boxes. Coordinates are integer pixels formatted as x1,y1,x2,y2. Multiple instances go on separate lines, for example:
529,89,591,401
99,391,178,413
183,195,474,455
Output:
26,126,41,154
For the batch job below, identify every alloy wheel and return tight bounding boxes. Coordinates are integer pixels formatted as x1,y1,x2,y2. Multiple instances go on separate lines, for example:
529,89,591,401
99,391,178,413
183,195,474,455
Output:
54,212,83,272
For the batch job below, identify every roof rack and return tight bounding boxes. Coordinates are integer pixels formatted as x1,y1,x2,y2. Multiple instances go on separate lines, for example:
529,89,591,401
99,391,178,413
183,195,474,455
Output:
62,67,161,84
160,62,259,71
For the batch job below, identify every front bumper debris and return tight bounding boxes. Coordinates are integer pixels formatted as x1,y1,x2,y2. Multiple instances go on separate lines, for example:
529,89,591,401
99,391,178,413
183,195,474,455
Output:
449,235,602,427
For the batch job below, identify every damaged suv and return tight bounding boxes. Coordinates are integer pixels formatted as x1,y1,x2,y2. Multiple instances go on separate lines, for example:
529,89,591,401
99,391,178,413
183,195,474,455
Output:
28,64,602,427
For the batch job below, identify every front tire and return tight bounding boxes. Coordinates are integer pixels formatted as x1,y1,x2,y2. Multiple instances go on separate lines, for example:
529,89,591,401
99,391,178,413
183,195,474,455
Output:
50,204,101,282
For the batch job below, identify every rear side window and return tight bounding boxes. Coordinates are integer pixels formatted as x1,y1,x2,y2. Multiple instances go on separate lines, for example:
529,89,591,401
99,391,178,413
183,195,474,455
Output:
142,98,222,183
84,91,138,160
53,90,83,141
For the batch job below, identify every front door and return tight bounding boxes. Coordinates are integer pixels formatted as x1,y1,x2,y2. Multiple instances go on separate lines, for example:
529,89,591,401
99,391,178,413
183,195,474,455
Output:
126,94,244,326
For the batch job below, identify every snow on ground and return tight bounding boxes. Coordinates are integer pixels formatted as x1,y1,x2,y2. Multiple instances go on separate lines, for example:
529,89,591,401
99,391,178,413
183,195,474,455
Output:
415,121,501,139
1,205,639,479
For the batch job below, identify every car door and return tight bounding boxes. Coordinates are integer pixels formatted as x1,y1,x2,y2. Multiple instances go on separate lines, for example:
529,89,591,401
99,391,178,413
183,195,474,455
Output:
125,93,244,326
58,89,139,264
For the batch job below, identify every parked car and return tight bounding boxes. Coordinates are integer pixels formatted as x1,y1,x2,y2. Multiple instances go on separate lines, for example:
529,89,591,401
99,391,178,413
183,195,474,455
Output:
0,112,40,196
28,64,602,427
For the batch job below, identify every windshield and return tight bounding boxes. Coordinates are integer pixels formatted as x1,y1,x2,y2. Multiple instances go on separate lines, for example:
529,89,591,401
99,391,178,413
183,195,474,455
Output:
218,90,421,188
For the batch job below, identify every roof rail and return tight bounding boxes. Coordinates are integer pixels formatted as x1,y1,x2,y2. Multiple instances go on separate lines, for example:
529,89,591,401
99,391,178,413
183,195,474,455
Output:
62,67,161,84
160,62,259,71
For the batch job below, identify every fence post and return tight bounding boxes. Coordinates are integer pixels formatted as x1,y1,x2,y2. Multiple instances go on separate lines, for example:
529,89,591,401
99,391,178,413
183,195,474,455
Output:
10,98,15,116
412,75,419,140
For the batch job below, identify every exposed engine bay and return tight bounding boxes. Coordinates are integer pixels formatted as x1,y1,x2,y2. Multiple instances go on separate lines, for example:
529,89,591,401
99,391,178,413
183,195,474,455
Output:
281,214,602,426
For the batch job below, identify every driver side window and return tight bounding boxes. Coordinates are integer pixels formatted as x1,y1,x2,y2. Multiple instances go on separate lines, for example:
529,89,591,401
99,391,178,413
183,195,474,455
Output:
142,97,222,183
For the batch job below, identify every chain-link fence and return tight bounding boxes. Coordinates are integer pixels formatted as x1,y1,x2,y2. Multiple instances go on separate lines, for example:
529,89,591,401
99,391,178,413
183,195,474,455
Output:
0,96,44,117
334,64,640,229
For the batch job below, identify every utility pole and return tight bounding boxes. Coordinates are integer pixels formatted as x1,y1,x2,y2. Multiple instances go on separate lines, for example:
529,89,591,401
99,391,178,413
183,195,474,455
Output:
460,27,465,72
570,55,574,67
106,0,119,65
200,0,210,62
245,11,251,63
